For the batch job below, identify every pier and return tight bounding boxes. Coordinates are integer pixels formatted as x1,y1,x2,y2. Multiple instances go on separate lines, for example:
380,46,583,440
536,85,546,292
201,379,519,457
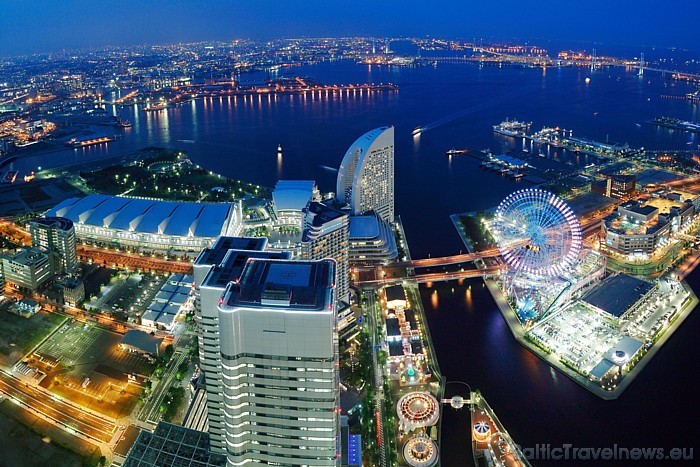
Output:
492,120,644,158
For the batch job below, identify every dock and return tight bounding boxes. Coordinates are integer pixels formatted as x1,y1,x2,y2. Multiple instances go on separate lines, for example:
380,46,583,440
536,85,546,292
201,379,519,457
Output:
493,120,644,158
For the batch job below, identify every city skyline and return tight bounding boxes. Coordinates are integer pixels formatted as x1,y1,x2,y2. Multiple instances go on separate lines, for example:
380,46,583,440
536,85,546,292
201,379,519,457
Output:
1,0,700,57
1,6,699,466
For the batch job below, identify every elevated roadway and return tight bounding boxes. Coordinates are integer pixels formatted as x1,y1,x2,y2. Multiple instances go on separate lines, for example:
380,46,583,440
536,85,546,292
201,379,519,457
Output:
355,266,501,287
0,369,116,444
392,247,501,268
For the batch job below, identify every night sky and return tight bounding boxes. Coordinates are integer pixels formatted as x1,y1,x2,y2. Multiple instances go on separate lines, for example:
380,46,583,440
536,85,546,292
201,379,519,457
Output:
0,0,698,57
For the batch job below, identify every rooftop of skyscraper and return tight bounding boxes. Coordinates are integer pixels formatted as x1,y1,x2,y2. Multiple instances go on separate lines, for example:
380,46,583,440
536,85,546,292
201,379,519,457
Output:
304,200,347,227
221,259,335,311
194,236,268,267
31,216,74,231
202,249,291,288
272,180,318,211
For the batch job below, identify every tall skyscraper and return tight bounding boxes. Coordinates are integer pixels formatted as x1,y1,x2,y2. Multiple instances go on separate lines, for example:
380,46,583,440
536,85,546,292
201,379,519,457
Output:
336,126,395,223
301,201,350,306
217,258,340,466
29,217,78,274
193,236,289,452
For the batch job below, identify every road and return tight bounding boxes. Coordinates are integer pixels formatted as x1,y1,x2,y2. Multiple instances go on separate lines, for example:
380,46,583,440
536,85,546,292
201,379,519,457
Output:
138,350,188,424
392,247,502,268
364,292,389,467
0,369,116,443
355,266,502,287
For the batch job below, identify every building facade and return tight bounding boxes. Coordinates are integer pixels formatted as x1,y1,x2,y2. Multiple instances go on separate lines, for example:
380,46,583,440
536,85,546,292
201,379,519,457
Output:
348,213,398,264
46,194,242,252
30,216,78,274
336,126,395,223
602,200,695,256
301,201,350,305
272,180,320,228
1,247,53,291
217,259,339,466
591,174,636,199
193,237,289,453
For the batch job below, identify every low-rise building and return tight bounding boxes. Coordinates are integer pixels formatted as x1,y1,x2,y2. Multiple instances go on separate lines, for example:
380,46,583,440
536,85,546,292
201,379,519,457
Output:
119,330,163,357
271,180,319,228
14,298,41,317
385,284,407,310
45,194,242,252
123,421,226,467
581,274,656,323
591,174,636,199
1,247,53,291
62,278,84,306
602,199,695,256
348,212,398,264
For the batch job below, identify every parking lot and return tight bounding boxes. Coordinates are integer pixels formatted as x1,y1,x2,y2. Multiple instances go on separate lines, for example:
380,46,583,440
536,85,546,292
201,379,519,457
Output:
0,308,65,367
529,303,619,373
623,277,690,339
84,272,167,319
32,321,150,418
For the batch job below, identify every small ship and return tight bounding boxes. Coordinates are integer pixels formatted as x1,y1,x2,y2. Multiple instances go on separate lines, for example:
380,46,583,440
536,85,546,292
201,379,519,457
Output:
66,135,116,148
647,116,700,133
493,119,532,137
1,170,18,184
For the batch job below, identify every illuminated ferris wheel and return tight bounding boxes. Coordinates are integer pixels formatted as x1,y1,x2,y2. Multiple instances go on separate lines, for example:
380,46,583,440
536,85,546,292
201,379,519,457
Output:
492,188,582,276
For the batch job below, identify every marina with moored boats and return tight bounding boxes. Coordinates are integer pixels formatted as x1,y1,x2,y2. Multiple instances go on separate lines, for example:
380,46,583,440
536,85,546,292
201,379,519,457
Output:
493,119,644,158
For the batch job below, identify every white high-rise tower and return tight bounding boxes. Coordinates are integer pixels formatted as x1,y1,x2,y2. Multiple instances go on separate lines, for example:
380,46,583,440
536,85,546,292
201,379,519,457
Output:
217,258,340,466
336,126,395,223
193,237,289,452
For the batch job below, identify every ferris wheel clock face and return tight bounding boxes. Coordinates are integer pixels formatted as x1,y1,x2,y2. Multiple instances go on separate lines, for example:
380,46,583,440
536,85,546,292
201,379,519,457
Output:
493,188,582,276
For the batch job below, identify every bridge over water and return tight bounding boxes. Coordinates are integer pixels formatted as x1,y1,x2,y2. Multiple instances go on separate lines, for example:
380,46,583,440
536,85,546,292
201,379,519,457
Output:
354,266,501,287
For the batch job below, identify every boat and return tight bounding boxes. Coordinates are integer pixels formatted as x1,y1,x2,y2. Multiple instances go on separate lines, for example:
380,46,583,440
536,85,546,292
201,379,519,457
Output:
647,116,700,133
143,104,166,112
412,127,422,136
531,127,560,145
493,119,532,137
66,135,116,148
116,106,132,128
2,170,18,184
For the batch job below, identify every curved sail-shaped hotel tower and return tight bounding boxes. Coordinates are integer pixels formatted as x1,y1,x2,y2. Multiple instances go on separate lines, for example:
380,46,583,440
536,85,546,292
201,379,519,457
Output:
336,126,395,223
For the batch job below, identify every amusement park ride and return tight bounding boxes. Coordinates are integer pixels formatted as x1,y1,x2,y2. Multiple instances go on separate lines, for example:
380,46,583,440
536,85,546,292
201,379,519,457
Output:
491,188,584,323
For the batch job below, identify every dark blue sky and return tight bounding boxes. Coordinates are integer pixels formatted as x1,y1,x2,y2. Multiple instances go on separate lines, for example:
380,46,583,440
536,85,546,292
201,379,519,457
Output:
0,0,697,57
